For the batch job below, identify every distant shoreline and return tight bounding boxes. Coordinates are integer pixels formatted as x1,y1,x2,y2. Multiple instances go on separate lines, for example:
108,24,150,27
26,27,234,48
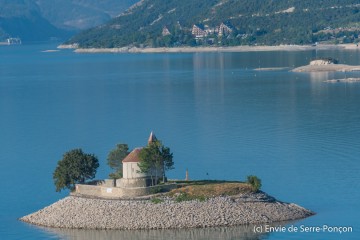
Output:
58,43,360,54
292,64,360,72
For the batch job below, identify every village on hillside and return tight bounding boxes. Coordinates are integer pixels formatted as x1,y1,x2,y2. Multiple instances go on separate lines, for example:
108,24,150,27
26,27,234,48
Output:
162,22,237,45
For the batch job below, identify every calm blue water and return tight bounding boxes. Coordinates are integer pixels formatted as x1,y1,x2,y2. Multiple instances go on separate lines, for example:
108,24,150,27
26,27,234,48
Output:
0,44,359,240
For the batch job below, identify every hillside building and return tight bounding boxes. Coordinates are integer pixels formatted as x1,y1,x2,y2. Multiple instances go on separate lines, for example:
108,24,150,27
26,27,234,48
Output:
162,26,171,36
218,23,233,37
192,24,207,38
192,23,234,39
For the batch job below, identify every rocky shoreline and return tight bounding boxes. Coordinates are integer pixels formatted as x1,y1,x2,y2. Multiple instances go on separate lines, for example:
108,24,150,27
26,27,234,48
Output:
20,192,314,230
292,64,360,72
56,43,360,54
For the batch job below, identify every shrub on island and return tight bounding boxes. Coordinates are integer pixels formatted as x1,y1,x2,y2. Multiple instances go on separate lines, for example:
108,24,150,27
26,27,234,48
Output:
247,175,262,191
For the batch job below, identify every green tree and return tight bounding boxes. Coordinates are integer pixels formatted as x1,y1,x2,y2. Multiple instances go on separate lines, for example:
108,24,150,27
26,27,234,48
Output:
107,143,129,179
53,149,99,192
160,145,174,182
138,140,174,185
247,175,262,191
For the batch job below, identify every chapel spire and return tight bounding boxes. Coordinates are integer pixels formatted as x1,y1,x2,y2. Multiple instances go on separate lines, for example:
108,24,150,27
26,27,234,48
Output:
148,131,157,144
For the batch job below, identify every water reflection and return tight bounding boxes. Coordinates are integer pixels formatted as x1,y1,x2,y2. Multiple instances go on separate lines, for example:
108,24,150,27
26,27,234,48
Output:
308,71,333,82
41,224,272,240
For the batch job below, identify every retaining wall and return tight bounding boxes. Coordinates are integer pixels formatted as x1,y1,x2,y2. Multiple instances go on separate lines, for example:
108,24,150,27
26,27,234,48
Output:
75,182,177,199
116,178,152,188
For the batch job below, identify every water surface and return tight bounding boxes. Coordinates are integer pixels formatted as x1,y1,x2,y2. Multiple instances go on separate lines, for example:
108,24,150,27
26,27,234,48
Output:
0,44,359,239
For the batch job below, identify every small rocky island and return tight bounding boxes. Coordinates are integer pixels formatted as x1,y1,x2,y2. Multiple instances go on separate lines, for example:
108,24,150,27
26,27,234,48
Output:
20,191,314,230
20,132,314,230
292,58,360,72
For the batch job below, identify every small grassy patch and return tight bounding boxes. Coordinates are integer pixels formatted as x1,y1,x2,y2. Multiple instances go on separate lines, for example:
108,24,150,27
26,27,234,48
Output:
169,180,242,186
150,186,163,194
168,181,254,200
175,192,207,202
151,197,164,204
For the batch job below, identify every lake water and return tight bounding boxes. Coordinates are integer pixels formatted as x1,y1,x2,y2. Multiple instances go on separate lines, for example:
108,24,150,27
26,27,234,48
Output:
0,44,359,240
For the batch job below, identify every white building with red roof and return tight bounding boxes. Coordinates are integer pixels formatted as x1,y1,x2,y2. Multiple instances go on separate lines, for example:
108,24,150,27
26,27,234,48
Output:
122,148,147,179
74,132,174,198
118,131,163,188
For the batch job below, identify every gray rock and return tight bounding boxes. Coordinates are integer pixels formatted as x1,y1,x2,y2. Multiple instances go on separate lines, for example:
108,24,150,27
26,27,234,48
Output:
19,193,314,230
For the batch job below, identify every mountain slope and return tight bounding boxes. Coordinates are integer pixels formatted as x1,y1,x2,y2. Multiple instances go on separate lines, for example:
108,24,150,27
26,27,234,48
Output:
0,0,68,42
66,0,360,48
36,0,138,30
0,0,137,42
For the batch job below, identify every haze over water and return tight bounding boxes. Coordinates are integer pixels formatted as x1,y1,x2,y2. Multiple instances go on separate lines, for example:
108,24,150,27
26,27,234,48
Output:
0,44,359,239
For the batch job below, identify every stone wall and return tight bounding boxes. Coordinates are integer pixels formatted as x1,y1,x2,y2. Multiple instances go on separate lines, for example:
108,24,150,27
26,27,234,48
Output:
121,184,177,198
116,178,152,188
75,184,102,196
100,186,124,198
74,182,177,199
104,179,116,187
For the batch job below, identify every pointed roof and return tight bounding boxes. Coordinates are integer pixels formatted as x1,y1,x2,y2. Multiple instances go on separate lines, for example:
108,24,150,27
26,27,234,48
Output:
122,147,143,163
122,132,158,163
148,131,157,144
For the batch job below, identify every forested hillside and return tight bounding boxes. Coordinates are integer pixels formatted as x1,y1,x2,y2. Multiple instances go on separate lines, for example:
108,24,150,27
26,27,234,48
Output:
66,0,360,48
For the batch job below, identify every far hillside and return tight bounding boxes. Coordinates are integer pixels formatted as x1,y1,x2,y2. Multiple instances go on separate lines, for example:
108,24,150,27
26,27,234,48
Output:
36,0,138,30
0,0,65,42
65,0,360,48
0,0,137,42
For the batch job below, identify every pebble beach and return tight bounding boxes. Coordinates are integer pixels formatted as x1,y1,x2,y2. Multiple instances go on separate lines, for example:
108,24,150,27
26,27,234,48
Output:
20,192,314,230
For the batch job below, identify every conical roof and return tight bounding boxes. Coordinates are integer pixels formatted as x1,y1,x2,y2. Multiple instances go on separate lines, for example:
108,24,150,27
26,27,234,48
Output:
148,131,157,144
122,132,158,163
